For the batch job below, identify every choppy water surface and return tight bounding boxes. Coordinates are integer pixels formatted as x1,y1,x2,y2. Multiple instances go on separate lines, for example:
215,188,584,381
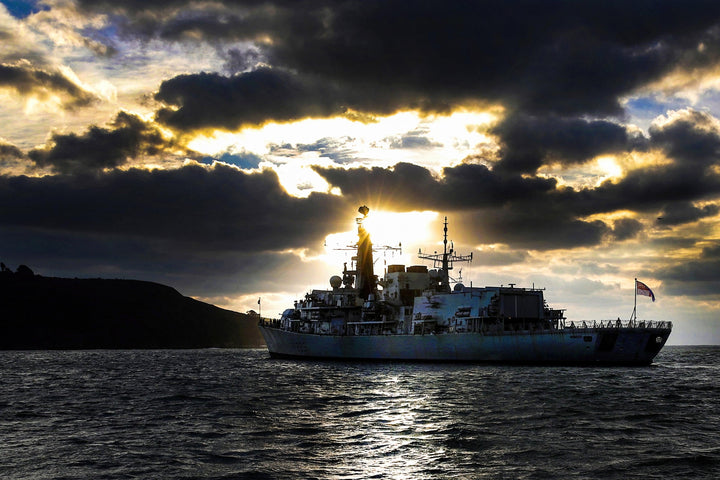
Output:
1,346,719,479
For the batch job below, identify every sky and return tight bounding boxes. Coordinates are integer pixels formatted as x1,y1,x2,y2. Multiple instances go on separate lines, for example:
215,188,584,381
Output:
2,0,720,344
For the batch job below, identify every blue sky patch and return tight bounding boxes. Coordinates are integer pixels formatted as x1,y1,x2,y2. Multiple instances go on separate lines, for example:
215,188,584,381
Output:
1,0,47,19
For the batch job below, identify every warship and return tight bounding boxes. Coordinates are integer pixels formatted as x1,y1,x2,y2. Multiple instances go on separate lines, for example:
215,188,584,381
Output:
259,206,672,365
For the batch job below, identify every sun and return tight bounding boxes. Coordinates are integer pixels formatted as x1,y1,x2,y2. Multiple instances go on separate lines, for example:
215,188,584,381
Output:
362,210,437,247
320,209,439,270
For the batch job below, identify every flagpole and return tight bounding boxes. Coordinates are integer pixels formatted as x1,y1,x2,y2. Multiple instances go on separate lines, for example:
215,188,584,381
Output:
633,277,637,323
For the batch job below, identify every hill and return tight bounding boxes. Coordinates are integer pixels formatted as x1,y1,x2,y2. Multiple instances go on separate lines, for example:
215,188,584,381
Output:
0,266,265,349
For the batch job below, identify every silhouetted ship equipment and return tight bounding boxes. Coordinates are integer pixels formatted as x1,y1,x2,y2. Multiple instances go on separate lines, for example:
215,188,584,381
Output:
259,206,672,365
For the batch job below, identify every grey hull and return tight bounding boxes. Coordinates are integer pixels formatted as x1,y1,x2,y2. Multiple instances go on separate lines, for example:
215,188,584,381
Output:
259,326,671,365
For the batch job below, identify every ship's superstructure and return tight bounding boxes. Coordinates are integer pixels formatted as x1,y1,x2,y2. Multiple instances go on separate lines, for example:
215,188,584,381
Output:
259,206,672,365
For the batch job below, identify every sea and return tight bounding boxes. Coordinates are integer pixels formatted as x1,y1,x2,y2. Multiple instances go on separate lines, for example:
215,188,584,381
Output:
1,346,719,480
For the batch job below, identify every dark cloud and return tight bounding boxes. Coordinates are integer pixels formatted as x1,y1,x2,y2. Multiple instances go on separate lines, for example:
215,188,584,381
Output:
80,35,117,58
0,224,323,297
340,110,720,224
465,207,610,250
94,3,279,43
649,109,720,167
149,9,259,42
0,163,356,295
0,139,27,171
657,202,720,226
0,63,99,109
654,243,720,297
556,109,720,218
10,0,720,305
75,1,720,130
28,112,185,174
222,47,264,74
315,162,607,250
472,249,530,267
661,263,720,296
491,114,647,174
314,162,558,212
582,168,720,217
0,140,25,159
314,136,720,250
259,1,720,117
314,162,442,211
701,243,720,259
648,236,698,250
154,68,347,131
74,1,323,47
610,218,643,241
0,163,351,252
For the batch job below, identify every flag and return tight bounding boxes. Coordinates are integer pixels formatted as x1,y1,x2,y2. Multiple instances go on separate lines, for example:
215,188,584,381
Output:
258,297,261,305
636,280,655,302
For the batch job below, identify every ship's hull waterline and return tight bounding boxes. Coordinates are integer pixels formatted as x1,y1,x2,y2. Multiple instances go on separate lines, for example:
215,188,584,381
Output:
259,325,672,366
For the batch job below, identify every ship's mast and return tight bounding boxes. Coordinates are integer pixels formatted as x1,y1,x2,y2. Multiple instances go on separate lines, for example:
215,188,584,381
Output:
355,205,375,300
418,216,473,292
335,206,401,298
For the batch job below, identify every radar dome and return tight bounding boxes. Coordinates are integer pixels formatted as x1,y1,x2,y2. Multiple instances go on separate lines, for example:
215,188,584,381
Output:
330,275,342,289
453,283,465,292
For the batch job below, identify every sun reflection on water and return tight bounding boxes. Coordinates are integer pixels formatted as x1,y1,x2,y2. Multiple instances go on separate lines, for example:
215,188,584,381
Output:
310,367,462,480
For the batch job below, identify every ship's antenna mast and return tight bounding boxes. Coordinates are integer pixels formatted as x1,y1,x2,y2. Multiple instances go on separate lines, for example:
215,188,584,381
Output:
329,205,404,299
354,205,374,300
331,207,401,290
418,216,473,292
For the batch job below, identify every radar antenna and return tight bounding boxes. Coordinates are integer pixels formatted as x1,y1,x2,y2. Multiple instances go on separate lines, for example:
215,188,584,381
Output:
418,216,472,292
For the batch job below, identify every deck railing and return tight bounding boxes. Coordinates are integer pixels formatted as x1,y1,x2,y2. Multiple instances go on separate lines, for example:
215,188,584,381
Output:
561,319,672,330
259,317,673,335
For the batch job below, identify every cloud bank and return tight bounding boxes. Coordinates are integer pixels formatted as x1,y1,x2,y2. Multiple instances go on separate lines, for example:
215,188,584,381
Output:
3,0,720,343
